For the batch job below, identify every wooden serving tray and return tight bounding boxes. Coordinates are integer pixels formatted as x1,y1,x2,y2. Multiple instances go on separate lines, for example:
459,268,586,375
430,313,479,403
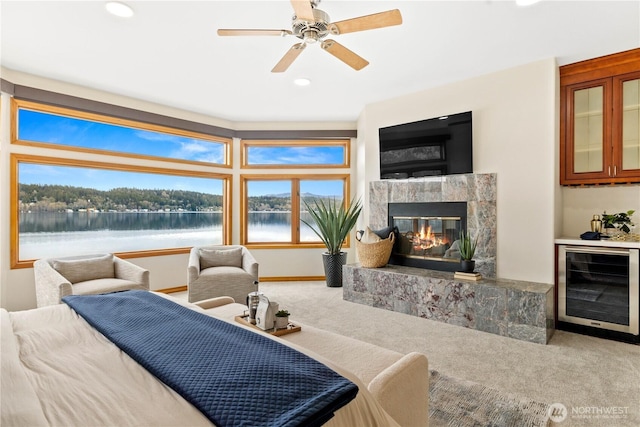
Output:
234,314,301,336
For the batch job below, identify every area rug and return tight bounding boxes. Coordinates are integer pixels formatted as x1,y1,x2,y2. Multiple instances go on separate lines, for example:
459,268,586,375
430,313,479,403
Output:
429,370,551,427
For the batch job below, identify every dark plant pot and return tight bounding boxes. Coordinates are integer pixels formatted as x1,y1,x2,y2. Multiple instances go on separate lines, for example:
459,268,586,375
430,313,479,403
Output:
460,259,475,273
322,252,347,287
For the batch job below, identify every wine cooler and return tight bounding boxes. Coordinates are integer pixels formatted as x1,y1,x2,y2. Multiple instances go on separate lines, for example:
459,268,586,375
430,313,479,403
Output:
558,245,639,341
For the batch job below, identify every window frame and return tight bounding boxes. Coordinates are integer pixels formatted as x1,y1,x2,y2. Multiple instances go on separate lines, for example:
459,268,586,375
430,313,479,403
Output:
11,99,232,168
11,153,232,269
240,139,350,169
240,174,352,249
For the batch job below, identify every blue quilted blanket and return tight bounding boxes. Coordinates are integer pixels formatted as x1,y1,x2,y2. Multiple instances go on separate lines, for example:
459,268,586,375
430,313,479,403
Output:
62,291,358,427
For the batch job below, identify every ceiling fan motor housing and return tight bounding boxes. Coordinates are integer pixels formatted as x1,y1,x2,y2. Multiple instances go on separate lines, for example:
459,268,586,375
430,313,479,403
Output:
292,8,330,43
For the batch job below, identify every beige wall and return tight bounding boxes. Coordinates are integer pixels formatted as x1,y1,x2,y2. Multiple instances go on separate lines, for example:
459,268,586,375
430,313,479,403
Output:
561,186,640,237
357,59,560,284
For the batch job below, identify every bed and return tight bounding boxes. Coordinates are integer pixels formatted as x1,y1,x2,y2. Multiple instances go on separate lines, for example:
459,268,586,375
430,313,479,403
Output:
1,291,402,427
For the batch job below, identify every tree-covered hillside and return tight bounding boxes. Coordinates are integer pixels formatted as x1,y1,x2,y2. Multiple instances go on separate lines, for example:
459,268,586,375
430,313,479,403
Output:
18,184,327,212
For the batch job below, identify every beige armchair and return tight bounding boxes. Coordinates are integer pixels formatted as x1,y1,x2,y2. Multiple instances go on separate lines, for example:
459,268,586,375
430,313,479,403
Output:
34,253,150,307
188,245,259,304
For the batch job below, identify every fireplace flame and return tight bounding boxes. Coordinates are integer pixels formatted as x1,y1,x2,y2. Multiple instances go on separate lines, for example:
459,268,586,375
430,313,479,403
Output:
413,224,448,251
419,225,431,240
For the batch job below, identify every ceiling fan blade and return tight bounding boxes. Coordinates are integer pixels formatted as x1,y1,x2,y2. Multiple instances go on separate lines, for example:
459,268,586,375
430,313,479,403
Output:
290,0,315,22
320,40,369,71
272,43,306,73
329,9,402,35
217,29,292,37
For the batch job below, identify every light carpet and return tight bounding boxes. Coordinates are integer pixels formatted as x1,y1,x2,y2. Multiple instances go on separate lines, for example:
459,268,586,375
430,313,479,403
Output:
429,370,550,427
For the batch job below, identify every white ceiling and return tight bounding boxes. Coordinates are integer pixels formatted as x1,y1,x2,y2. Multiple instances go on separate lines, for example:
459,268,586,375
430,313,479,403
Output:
1,1,639,123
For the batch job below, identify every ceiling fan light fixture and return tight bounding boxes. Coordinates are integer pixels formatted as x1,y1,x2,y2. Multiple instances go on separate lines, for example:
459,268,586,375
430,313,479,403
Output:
105,1,134,18
294,78,311,86
303,31,319,44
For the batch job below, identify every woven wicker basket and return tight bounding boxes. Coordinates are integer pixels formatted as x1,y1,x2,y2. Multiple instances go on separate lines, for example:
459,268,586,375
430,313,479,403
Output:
355,232,395,268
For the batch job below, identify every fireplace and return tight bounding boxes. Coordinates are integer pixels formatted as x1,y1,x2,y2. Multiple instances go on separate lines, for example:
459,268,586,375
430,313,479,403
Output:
369,174,497,277
388,202,467,272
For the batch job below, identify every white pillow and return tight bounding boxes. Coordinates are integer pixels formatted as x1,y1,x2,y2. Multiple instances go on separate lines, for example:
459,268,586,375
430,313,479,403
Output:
53,254,115,284
359,227,383,244
199,247,243,269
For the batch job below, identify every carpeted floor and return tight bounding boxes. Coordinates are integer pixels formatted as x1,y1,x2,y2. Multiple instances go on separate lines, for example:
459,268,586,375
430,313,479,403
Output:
172,280,640,427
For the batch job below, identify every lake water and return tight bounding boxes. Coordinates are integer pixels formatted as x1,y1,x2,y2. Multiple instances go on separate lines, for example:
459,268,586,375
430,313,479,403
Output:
19,211,318,259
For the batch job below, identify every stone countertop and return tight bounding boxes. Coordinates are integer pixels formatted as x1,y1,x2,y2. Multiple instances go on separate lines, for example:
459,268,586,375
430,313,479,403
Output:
555,237,640,249
348,263,553,294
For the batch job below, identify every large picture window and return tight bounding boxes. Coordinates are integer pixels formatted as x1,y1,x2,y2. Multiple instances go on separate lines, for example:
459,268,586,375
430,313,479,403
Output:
12,99,231,167
11,154,230,268
241,175,349,247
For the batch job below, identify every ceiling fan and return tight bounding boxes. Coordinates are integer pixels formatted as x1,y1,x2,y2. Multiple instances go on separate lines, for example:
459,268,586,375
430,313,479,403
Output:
217,0,402,72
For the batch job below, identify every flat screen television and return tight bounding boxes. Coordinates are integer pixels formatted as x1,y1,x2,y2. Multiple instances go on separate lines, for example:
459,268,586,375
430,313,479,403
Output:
378,111,472,179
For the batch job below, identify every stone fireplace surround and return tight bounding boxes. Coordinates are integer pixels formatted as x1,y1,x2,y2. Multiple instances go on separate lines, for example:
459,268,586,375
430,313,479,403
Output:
345,173,555,344
369,173,497,278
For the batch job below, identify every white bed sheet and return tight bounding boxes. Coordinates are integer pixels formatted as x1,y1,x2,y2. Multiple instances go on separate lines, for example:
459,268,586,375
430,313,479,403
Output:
1,296,397,427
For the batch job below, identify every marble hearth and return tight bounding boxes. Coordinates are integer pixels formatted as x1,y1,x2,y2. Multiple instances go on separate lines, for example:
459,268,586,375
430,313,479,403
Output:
343,264,554,344
369,173,497,277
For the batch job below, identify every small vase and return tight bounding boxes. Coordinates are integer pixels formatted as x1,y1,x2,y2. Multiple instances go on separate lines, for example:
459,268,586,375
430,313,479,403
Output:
275,316,289,330
460,259,475,273
605,227,622,237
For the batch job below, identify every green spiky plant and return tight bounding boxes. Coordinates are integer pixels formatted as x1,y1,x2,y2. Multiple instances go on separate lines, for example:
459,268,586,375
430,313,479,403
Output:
459,230,478,260
302,197,362,255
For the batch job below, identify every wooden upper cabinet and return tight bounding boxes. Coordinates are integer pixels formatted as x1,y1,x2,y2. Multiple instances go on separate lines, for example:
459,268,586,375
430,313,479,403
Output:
560,48,640,185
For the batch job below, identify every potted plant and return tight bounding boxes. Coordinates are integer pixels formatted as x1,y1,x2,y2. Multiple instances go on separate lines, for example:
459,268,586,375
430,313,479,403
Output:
458,230,478,273
274,309,290,329
302,196,362,287
602,210,635,234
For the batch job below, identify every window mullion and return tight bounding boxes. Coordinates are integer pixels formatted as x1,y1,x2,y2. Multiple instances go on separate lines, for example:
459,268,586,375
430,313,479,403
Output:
291,179,301,243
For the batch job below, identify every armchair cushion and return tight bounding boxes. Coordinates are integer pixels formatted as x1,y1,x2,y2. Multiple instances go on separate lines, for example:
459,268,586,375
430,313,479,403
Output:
53,254,115,284
199,247,242,269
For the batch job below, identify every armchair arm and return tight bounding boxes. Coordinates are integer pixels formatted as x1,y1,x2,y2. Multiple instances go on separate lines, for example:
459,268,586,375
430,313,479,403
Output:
241,247,259,283
367,352,429,427
193,296,236,309
114,257,150,289
187,247,201,285
33,259,73,307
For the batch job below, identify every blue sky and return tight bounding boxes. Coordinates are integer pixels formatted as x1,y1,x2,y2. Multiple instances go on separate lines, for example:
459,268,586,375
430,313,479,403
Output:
247,146,344,165
19,109,225,163
248,180,343,197
18,108,345,197
19,109,344,166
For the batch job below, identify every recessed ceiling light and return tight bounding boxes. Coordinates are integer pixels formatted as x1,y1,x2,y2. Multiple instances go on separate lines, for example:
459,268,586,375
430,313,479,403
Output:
105,2,134,18
294,78,311,87
516,0,541,6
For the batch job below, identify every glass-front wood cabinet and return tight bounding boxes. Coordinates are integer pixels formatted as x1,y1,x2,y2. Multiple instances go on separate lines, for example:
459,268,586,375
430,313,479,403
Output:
560,49,640,185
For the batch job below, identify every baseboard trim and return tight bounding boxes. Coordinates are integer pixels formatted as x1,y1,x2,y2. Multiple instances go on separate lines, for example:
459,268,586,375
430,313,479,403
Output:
260,276,325,282
156,286,187,294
